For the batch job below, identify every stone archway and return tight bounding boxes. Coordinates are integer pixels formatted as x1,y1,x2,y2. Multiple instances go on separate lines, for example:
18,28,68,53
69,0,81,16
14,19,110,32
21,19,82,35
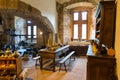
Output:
0,0,54,48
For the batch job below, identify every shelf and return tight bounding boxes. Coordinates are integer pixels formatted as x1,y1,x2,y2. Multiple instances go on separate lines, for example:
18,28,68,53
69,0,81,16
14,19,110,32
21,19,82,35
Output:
0,58,17,60
96,18,101,26
96,30,100,33
94,1,116,48
95,3,102,18
0,65,16,70
0,75,16,79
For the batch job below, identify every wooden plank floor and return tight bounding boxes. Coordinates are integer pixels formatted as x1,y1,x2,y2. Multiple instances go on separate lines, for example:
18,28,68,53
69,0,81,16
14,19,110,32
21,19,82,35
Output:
22,56,87,80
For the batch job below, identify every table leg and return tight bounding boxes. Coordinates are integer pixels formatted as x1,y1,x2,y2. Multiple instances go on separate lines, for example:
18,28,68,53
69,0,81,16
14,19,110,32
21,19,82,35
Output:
53,58,55,72
40,58,43,69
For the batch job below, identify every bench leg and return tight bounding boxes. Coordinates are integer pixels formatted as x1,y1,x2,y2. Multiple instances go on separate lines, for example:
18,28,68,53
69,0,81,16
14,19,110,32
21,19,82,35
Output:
59,63,62,71
70,56,71,61
64,63,67,72
70,54,76,61
35,58,40,66
74,54,76,60
59,63,67,72
35,59,38,66
38,58,41,65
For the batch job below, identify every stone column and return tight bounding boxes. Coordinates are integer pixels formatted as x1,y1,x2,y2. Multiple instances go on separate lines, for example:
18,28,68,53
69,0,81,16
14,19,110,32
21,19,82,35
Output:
1,13,15,48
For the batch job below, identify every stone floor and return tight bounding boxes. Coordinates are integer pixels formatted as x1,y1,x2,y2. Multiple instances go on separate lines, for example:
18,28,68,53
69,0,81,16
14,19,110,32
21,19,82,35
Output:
22,56,87,80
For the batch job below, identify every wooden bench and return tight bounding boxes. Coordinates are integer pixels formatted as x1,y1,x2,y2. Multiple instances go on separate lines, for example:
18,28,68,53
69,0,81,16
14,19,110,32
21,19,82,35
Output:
59,51,75,72
33,56,40,66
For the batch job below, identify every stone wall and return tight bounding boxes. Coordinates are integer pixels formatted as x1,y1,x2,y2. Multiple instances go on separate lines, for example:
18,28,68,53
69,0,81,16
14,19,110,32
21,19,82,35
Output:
57,3,64,43
63,8,72,44
57,1,96,44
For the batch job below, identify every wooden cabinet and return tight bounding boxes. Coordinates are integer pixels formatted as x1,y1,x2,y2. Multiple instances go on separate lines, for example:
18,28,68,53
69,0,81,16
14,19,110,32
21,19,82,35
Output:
87,1,116,79
95,1,116,48
87,56,117,80
87,45,117,80
0,58,22,79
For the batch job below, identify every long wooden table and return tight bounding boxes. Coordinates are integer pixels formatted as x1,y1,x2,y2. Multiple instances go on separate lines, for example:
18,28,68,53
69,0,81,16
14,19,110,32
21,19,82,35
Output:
39,45,70,72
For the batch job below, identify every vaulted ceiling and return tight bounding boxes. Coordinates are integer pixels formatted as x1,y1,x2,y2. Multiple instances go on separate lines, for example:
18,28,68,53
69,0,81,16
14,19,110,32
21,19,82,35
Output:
56,0,101,4
56,0,114,4
55,0,101,10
